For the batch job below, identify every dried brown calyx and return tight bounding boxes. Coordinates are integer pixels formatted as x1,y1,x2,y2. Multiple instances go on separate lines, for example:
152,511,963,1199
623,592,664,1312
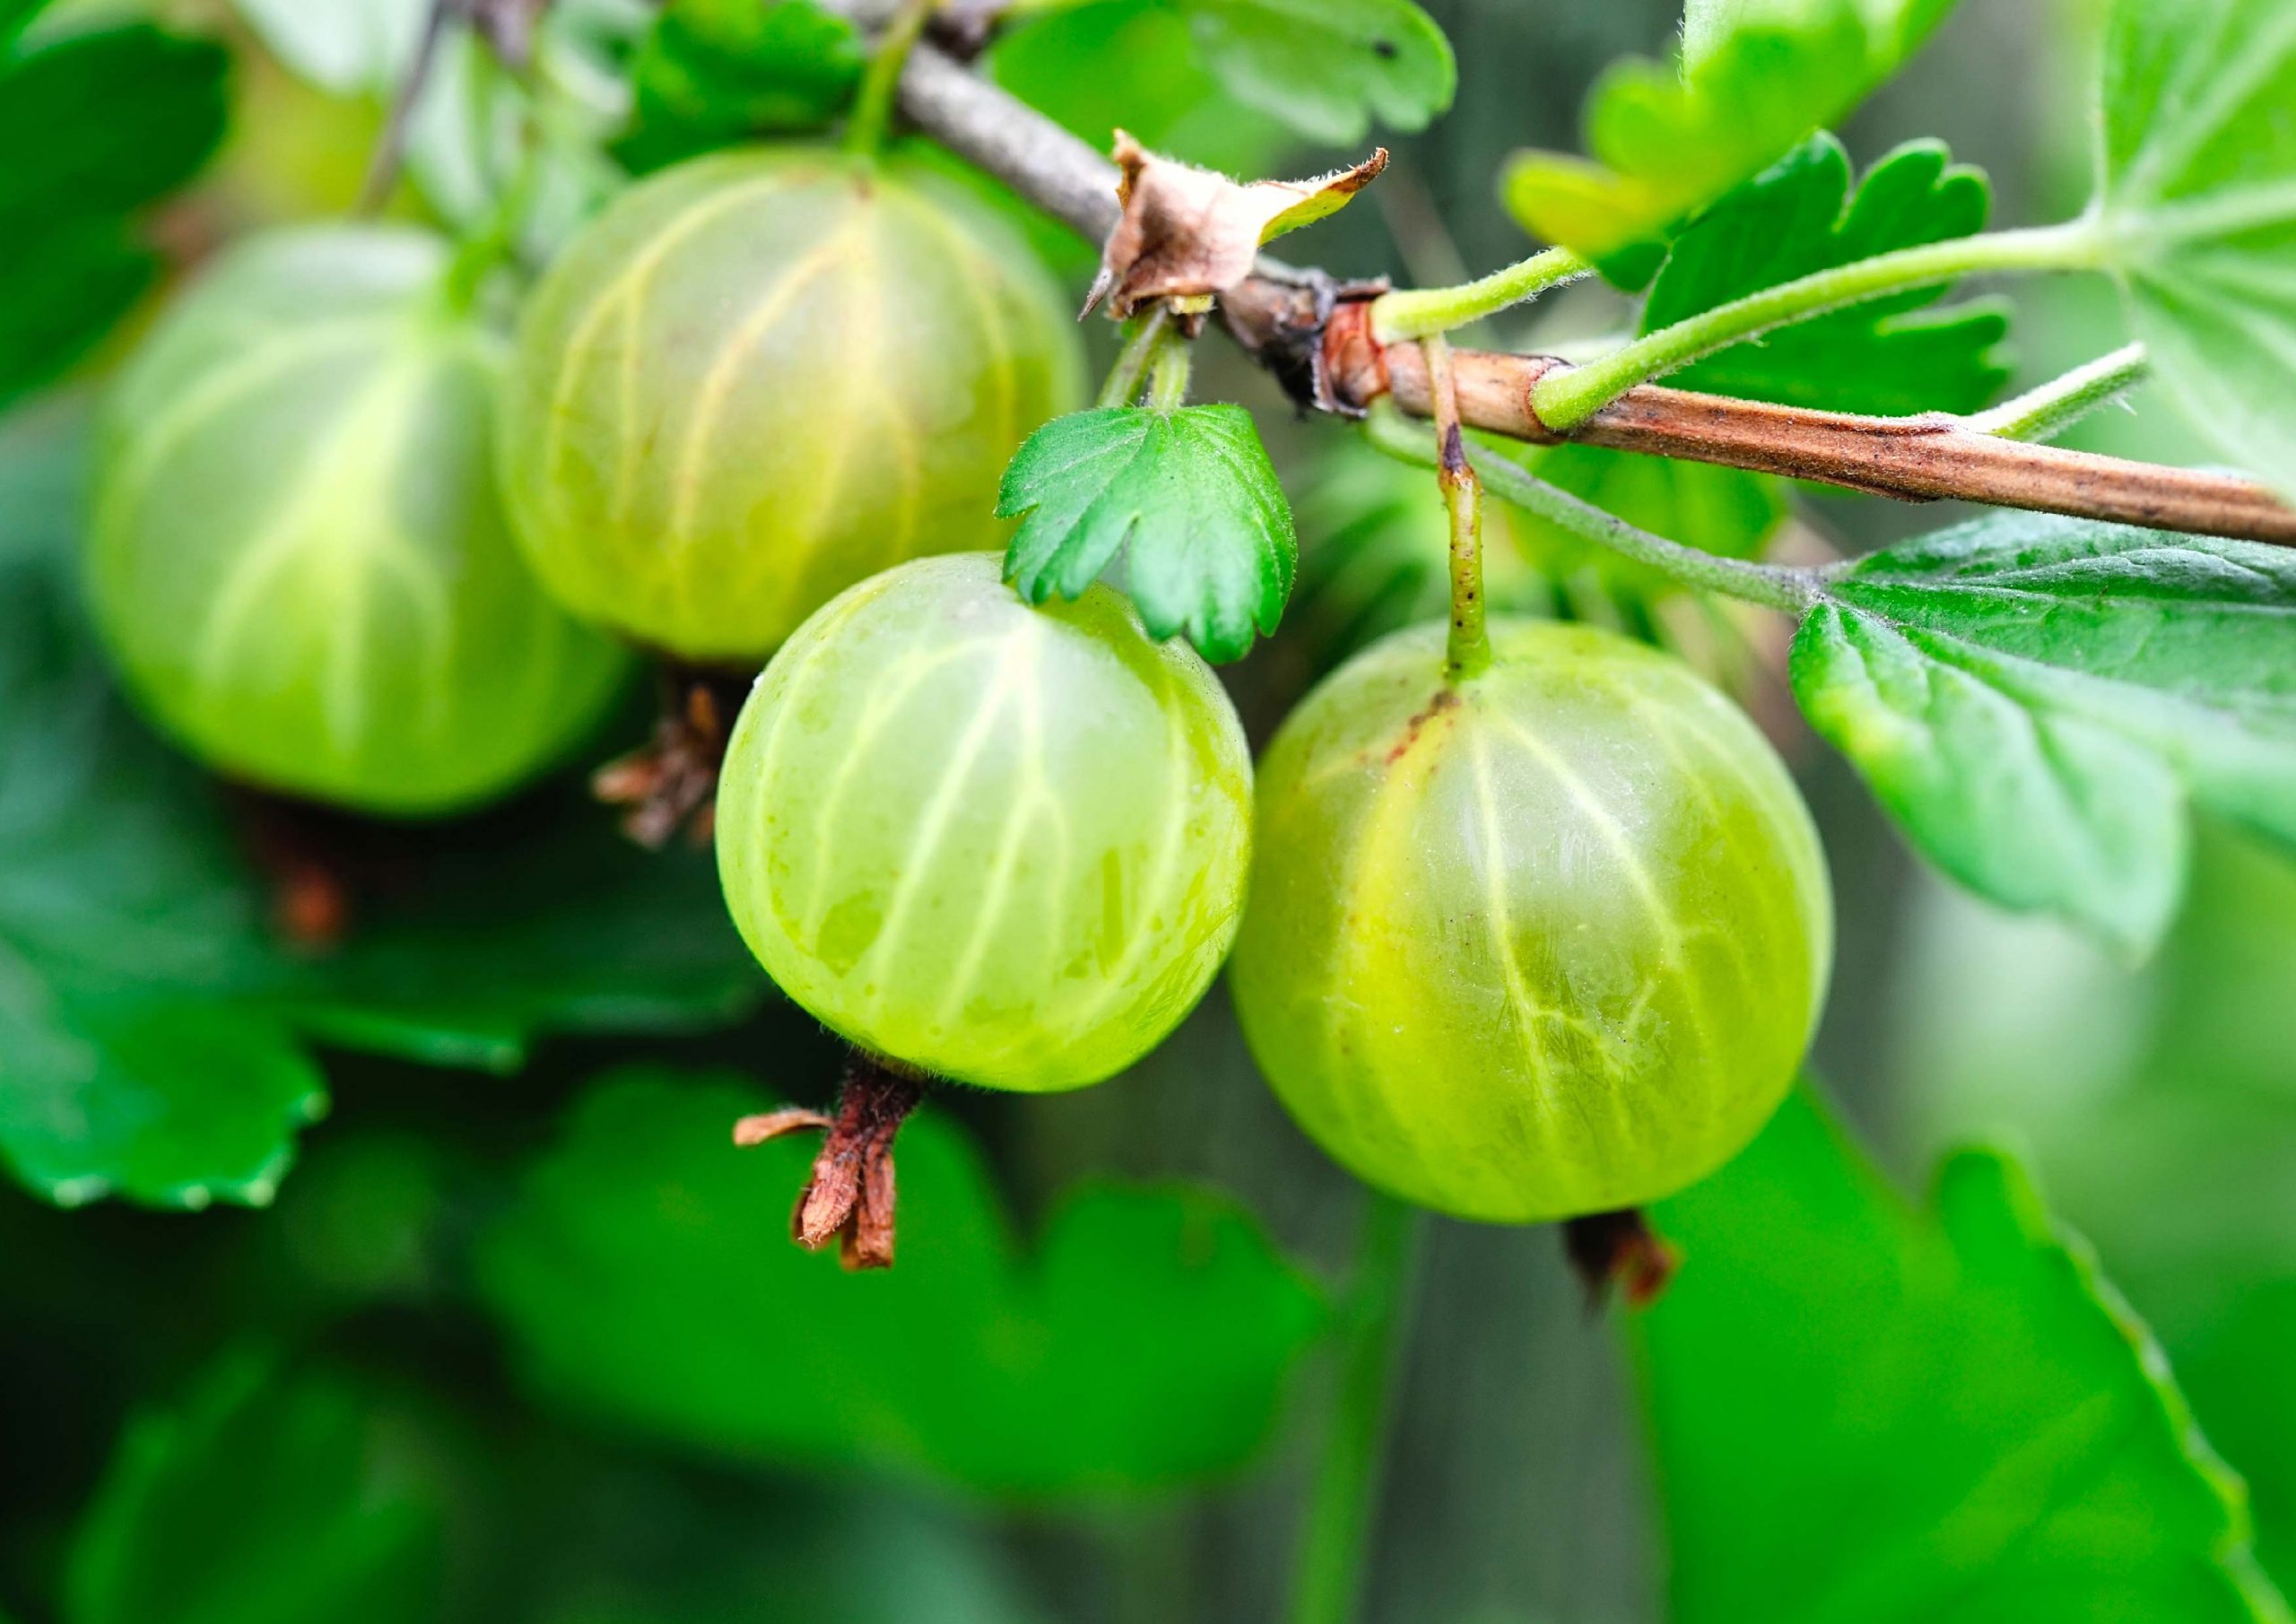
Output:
733,1053,928,1272
1561,1207,1681,1309
593,664,752,849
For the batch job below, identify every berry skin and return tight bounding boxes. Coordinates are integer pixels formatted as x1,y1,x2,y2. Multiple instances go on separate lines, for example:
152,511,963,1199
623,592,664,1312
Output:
715,553,1253,1093
1228,619,1832,1223
498,147,1085,661
87,225,628,817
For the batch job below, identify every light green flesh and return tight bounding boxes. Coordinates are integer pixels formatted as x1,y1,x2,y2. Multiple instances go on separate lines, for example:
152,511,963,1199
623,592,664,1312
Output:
87,225,628,817
499,147,1086,661
716,554,1254,1093
1229,618,1834,1223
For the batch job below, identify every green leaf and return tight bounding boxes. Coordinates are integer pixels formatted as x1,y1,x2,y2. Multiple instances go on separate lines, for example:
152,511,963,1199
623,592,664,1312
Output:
0,544,324,1210
65,1352,444,1624
1163,0,1452,146
0,23,228,409
999,404,1297,663
1642,1086,2286,1624
1788,509,2296,957
617,0,865,172
227,0,428,94
2095,0,2296,499
1640,134,2010,414
1501,0,1958,274
477,1069,1328,1499
1894,829,2296,1587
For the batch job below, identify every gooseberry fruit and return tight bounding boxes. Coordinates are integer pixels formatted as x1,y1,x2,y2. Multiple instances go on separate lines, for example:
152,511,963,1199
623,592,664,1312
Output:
498,148,1085,661
717,552,1253,1093
88,225,628,817
1228,618,1831,1224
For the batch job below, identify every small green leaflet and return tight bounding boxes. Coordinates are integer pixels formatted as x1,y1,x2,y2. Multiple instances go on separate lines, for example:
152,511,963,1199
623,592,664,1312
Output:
1640,134,2010,415
1789,509,2296,958
2095,0,2296,499
1642,1086,2286,1624
65,1353,446,1624
1000,404,1297,664
618,0,865,171
1163,0,1453,146
480,1071,1329,1499
0,22,227,410
1501,0,1958,278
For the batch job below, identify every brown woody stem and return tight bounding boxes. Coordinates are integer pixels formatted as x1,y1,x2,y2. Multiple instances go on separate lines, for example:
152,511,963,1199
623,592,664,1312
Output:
858,22,2296,549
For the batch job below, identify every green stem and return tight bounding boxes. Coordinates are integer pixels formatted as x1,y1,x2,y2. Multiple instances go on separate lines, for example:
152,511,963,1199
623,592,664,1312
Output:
1144,327,1192,412
1422,335,1492,681
1965,341,2148,442
1288,1192,1424,1624
845,0,937,160
1361,403,1823,612
1369,246,1593,342
1097,305,1174,409
1532,219,2110,430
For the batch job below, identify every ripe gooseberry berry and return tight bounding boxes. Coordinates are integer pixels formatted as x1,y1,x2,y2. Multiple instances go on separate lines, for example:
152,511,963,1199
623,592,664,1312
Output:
87,225,628,817
498,148,1085,661
714,553,1253,1264
1227,618,1831,1226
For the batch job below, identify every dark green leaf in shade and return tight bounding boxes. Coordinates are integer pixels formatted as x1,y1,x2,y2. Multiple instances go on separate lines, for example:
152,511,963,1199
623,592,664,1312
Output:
1790,509,2296,956
617,0,865,172
1641,1086,2287,1624
1640,134,2011,414
0,544,324,1210
1500,0,1958,278
0,23,228,409
477,1070,1329,1499
1162,0,1453,146
2096,0,2296,499
64,1353,445,1624
999,404,1297,663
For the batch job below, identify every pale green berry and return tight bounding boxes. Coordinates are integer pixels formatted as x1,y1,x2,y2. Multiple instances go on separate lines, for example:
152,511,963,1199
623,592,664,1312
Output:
715,553,1252,1092
497,146,1085,661
87,225,627,817
1228,619,1832,1222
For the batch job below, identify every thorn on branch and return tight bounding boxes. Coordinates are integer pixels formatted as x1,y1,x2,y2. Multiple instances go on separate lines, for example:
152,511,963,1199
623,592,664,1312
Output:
733,1054,927,1271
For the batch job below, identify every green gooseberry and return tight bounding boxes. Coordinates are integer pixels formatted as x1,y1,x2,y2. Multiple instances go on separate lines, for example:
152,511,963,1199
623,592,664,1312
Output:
87,224,628,817
498,146,1086,662
1228,618,1832,1223
715,552,1253,1093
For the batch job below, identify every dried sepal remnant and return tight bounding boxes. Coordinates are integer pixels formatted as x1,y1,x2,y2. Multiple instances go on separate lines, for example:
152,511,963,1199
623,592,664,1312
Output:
733,1055,926,1272
1084,132,1388,318
1562,1208,1681,1309
593,674,745,851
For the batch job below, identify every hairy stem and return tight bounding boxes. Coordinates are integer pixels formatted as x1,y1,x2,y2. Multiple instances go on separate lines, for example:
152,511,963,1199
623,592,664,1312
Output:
1423,337,1492,679
1145,328,1193,412
1532,220,2112,430
1362,404,1824,612
1097,304,1174,408
1966,342,2149,442
1370,246,1593,343
846,0,938,159
1288,1192,1424,1624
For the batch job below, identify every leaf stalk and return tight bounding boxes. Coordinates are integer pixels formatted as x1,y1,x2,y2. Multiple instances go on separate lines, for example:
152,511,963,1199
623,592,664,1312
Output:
1369,246,1593,343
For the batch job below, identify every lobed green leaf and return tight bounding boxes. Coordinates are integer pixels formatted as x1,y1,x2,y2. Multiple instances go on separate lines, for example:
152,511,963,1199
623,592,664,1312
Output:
1643,1085,2287,1624
1790,508,2296,956
999,404,1297,663
1640,133,2010,414
2096,0,2296,499
1500,0,1958,279
617,0,865,171
477,1069,1330,1500
1163,0,1453,146
65,1352,446,1624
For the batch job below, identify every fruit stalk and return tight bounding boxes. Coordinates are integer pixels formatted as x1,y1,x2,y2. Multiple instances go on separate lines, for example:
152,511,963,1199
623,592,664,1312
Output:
851,21,2296,548
1422,336,1491,682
